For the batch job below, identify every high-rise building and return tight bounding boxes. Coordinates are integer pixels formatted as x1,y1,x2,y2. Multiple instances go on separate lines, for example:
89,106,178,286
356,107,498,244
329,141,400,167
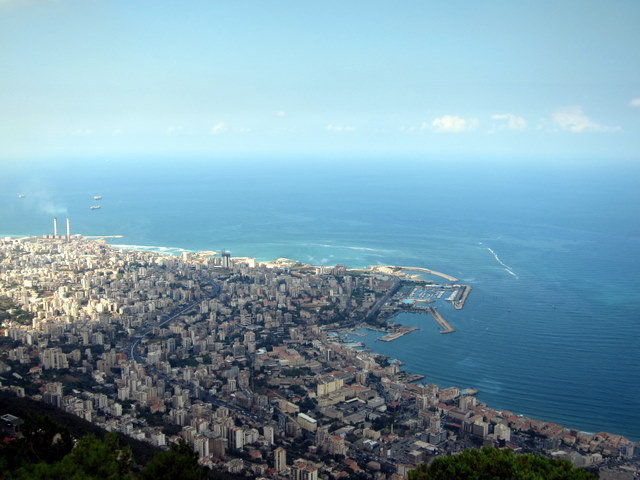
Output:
221,251,231,268
194,435,209,458
274,446,287,473
291,460,318,480
262,425,274,445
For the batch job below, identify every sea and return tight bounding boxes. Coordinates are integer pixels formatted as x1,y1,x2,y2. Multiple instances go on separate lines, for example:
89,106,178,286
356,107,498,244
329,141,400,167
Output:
1,155,639,441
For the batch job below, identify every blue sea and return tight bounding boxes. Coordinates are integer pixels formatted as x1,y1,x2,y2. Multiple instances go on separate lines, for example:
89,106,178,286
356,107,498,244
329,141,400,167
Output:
1,156,639,440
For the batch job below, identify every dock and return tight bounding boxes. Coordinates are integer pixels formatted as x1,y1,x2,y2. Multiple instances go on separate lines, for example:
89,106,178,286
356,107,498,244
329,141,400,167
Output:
379,327,419,342
426,307,455,334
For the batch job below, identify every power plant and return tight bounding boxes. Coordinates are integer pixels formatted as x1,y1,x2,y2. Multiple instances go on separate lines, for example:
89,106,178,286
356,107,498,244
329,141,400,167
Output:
48,217,71,241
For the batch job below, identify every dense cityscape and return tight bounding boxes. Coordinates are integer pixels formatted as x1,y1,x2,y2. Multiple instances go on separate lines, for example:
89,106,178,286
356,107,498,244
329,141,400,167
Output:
0,232,637,480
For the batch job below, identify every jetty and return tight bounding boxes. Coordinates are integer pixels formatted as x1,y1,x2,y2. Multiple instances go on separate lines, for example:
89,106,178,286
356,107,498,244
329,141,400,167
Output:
426,307,455,334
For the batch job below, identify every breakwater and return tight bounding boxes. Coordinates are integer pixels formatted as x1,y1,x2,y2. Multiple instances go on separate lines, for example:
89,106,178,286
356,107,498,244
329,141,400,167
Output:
452,285,472,310
398,266,459,282
426,307,455,334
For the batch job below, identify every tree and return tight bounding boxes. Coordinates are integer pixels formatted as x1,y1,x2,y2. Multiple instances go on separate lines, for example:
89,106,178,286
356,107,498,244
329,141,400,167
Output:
8,433,134,480
0,415,73,471
408,447,596,480
141,441,208,480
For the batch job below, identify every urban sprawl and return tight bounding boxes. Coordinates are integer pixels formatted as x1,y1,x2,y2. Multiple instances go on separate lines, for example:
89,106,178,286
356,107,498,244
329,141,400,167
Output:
0,231,637,480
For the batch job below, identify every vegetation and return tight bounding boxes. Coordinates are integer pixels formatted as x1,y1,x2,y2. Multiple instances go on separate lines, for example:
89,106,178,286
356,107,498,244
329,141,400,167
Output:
281,367,310,377
169,356,200,368
1,423,205,480
0,394,248,479
408,447,596,480
0,297,32,326
141,441,208,480
0,393,158,465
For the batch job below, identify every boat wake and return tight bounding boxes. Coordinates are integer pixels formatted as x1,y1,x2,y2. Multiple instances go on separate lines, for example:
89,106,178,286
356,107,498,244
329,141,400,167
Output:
487,247,518,279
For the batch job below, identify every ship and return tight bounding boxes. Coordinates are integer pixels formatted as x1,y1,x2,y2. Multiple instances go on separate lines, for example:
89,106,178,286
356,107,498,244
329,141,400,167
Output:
93,195,102,200
89,205,101,210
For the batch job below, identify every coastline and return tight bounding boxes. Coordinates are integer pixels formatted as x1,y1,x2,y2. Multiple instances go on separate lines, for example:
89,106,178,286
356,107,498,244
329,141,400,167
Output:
5,235,637,443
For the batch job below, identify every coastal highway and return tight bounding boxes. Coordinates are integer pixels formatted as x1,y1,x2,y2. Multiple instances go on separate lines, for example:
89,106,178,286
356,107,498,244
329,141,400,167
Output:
364,276,401,323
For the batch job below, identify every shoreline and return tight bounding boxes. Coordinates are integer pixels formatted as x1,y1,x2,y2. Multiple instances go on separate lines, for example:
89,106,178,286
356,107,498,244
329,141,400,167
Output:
342,322,636,443
6,235,637,443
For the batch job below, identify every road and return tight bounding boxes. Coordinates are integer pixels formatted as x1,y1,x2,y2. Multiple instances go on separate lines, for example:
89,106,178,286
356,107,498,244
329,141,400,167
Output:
125,282,220,363
128,300,201,362
363,276,401,323
118,281,269,423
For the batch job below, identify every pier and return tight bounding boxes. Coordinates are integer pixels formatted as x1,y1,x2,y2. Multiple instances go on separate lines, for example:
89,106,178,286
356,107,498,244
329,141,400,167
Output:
426,307,455,334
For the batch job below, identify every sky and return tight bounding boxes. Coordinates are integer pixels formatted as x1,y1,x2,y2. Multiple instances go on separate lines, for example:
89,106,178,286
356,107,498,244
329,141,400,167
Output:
1,0,639,161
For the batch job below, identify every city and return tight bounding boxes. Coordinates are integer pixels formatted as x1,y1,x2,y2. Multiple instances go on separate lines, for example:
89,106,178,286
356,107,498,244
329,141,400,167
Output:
0,232,637,480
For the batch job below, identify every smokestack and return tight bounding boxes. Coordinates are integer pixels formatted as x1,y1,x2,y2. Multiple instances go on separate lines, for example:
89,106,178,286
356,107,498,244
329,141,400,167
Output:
66,218,70,241
53,217,58,238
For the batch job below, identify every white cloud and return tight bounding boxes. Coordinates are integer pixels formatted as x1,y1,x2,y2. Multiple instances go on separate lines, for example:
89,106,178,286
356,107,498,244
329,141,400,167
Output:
71,129,93,136
430,115,477,133
552,106,620,133
325,124,356,132
235,127,251,133
275,111,286,117
630,98,640,108
112,129,123,136
490,113,527,131
210,122,227,135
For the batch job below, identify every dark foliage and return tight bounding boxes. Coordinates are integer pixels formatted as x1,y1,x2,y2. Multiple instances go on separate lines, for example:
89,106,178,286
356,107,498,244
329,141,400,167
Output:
408,447,596,480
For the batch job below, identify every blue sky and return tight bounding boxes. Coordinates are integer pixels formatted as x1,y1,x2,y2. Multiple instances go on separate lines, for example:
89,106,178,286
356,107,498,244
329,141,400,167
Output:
1,0,639,160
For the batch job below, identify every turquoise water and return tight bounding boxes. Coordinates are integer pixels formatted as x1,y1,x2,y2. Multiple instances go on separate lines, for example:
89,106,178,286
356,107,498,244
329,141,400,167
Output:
1,156,639,440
